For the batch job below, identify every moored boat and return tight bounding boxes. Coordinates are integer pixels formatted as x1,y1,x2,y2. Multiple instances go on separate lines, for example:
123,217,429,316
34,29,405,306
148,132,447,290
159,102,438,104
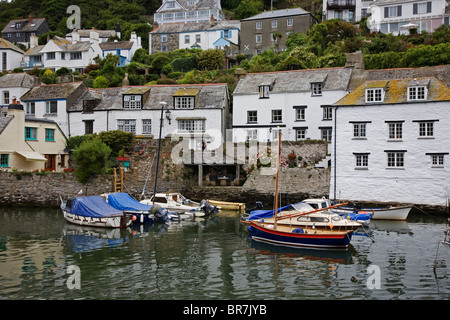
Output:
207,199,245,212
333,204,412,221
61,196,132,228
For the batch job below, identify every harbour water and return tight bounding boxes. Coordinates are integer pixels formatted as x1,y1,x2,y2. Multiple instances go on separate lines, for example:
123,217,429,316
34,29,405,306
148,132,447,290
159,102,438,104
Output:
0,205,449,301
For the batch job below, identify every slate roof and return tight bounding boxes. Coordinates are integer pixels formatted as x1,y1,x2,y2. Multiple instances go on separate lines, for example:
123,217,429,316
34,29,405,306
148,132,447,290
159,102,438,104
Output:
334,77,450,106
100,41,134,51
51,36,92,52
0,73,38,88
233,67,353,95
21,82,85,101
0,116,13,135
24,45,45,56
0,38,25,54
66,29,117,38
241,8,311,21
1,18,47,34
68,83,229,112
151,20,240,34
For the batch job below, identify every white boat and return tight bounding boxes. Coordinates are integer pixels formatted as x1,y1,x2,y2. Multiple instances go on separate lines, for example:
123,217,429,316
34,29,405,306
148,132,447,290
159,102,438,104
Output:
302,198,371,225
333,204,412,221
140,192,219,216
61,196,132,228
442,219,450,246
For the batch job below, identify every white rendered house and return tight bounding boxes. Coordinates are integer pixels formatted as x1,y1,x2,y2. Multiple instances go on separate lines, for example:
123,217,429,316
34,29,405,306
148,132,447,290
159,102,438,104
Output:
154,0,224,26
232,67,353,143
330,77,450,207
0,73,39,108
368,0,448,35
0,38,24,72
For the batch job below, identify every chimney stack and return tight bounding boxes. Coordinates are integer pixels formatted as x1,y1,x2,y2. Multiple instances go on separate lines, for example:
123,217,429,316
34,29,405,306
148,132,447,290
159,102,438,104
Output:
28,15,33,24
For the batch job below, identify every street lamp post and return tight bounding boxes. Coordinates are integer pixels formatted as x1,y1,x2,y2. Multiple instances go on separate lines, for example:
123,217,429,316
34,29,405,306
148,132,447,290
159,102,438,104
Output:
152,101,168,205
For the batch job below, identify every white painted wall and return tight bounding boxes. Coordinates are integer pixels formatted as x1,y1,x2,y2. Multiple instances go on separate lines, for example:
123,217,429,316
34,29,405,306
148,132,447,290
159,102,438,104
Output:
0,49,24,72
232,90,347,142
331,101,450,206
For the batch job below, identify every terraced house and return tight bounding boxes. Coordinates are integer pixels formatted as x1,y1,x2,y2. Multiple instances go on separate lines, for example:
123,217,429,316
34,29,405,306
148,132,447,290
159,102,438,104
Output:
331,77,450,206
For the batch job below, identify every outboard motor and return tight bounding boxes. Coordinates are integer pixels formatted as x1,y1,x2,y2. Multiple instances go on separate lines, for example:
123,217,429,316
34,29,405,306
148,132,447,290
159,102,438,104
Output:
150,204,169,223
245,201,263,213
200,200,219,216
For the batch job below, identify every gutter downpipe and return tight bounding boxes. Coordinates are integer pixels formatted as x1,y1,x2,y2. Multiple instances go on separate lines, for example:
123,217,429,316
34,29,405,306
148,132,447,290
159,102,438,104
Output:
333,105,338,201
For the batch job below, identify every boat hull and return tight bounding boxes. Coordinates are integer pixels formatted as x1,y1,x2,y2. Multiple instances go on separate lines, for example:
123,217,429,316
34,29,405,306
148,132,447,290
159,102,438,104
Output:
207,200,245,212
335,205,412,221
63,211,131,228
249,222,353,250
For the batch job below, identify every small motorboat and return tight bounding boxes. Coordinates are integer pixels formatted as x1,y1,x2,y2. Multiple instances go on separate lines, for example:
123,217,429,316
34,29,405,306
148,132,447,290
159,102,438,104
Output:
140,192,219,216
332,203,412,221
206,199,245,212
60,196,132,228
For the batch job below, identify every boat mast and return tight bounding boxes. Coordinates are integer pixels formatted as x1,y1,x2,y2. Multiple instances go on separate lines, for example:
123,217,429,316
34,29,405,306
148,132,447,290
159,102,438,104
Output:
274,128,281,228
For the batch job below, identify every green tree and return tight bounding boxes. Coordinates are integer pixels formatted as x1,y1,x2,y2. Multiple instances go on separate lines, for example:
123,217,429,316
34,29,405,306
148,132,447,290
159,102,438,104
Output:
196,49,225,70
73,136,112,184
98,130,134,156
93,75,109,88
234,0,263,19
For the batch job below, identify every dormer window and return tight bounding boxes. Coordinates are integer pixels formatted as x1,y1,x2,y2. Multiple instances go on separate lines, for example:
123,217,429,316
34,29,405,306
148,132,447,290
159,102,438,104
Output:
259,85,270,98
311,82,323,96
408,86,427,101
365,88,384,103
167,1,175,8
175,96,195,109
123,95,142,109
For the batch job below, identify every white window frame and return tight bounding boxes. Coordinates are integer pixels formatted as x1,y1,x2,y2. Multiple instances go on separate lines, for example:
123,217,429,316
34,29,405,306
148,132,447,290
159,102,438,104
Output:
287,18,293,26
408,86,427,101
295,108,305,121
246,129,258,141
175,96,195,109
355,154,369,169
123,95,142,109
178,119,205,132
271,109,282,123
311,82,322,96
184,35,190,44
296,129,306,140
256,34,262,43
247,110,257,123
322,106,333,120
256,21,262,29
142,119,152,134
388,122,403,140
365,88,384,103
353,123,367,138
387,151,405,168
160,34,168,42
272,19,278,28
118,119,136,133
45,100,58,114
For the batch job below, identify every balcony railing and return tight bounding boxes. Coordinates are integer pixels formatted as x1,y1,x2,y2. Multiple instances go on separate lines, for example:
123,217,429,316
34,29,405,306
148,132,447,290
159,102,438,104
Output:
20,61,43,69
327,0,356,9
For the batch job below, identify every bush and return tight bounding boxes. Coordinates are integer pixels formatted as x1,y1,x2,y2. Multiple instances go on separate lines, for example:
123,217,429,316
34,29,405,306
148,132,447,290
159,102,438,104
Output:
56,67,71,76
93,75,109,88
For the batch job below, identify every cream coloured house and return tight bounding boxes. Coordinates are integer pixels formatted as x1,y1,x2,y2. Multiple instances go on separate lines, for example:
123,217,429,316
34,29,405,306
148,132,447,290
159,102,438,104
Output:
0,102,68,172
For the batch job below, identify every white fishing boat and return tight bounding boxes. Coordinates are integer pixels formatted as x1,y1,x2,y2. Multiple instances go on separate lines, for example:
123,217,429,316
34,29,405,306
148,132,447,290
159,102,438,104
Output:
61,196,132,228
140,192,219,216
333,204,412,221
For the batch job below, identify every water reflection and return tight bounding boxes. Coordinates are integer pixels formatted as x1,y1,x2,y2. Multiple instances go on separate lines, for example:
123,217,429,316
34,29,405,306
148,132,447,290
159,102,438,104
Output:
0,206,449,300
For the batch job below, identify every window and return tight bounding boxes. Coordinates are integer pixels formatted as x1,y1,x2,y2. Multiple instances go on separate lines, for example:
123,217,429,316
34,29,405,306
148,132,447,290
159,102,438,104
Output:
223,30,231,38
247,110,257,123
385,5,402,18
45,101,57,114
0,154,9,167
160,45,169,52
178,119,205,132
185,35,190,44
287,18,293,27
272,110,282,123
272,19,278,28
175,96,195,109
167,1,175,8
26,102,35,115
295,107,306,121
259,85,270,98
46,52,55,60
70,52,82,60
296,128,307,140
311,83,322,96
61,52,65,60
366,88,384,103
353,123,367,138
321,128,332,141
45,128,55,141
256,34,262,43
25,127,37,140
160,34,168,42
413,2,432,14
387,151,405,168
256,21,262,29
118,119,136,133
84,120,94,134
142,119,152,134
123,95,142,109
82,100,97,113
355,154,369,169
322,106,332,120
196,34,201,43
426,153,448,168
3,91,9,105
388,122,403,140
417,121,435,137
246,129,258,141
1,52,6,71
408,86,426,100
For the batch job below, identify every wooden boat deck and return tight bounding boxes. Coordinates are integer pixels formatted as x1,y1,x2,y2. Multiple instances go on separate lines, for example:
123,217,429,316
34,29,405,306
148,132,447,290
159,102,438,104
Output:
252,221,352,236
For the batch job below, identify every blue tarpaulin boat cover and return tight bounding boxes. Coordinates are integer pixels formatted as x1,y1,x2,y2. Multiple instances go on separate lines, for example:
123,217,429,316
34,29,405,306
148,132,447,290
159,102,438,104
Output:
70,196,124,218
247,203,305,220
108,193,152,212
